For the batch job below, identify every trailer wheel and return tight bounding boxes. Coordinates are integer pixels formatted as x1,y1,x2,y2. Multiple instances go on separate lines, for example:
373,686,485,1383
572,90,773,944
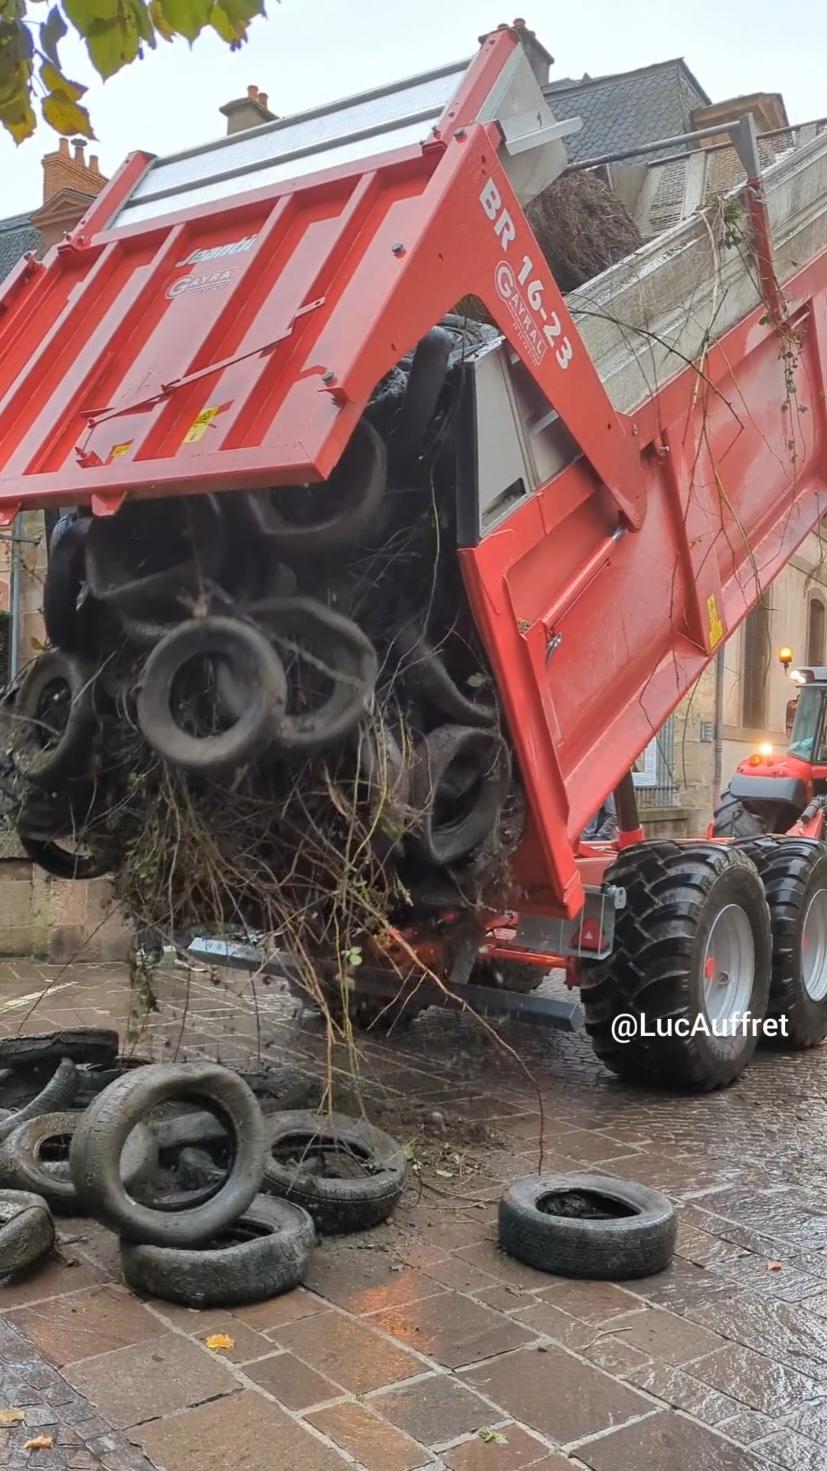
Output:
580,842,771,1091
711,789,769,838
736,837,827,1049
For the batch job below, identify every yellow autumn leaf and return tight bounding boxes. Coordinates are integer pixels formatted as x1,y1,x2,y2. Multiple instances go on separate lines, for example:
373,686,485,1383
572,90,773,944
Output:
23,1435,54,1451
204,1332,234,1351
0,1409,25,1425
39,61,86,101
41,89,94,139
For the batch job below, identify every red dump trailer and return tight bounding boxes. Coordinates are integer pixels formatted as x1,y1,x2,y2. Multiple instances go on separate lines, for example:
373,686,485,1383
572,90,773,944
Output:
2,23,827,1089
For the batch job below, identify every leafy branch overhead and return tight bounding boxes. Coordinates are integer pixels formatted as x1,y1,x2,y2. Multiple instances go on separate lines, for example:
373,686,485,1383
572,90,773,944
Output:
0,0,266,144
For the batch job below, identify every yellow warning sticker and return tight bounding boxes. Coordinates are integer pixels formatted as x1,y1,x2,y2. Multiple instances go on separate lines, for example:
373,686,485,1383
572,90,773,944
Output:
182,405,223,444
707,593,724,648
108,441,132,463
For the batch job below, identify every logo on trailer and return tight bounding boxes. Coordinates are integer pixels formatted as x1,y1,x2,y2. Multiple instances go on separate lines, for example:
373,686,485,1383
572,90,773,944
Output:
494,261,547,364
479,178,574,371
175,235,258,268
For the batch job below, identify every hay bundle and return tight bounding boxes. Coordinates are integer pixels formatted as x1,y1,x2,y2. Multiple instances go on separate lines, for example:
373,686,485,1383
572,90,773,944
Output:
526,170,643,294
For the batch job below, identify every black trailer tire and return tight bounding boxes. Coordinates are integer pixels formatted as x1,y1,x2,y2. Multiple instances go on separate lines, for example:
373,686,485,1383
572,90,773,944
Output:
736,836,827,1048
0,1189,55,1277
11,651,97,787
262,1110,407,1234
120,1195,315,1308
0,1111,158,1214
712,789,769,838
499,1173,676,1279
137,616,287,774
580,842,771,1091
69,1062,268,1245
0,1029,118,1071
0,1059,79,1144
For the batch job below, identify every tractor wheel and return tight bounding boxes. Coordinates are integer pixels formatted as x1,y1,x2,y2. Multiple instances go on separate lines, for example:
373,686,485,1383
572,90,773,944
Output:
711,789,769,838
580,842,771,1091
735,837,827,1049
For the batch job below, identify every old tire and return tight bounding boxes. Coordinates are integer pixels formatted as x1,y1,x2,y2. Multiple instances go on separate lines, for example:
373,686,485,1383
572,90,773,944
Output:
409,724,510,866
0,1029,118,1071
69,1062,268,1245
0,1059,80,1144
246,598,378,754
0,1189,55,1277
580,843,771,1091
11,651,97,787
262,1110,407,1233
712,790,769,838
0,1111,158,1215
43,516,99,655
120,1195,315,1308
84,495,226,616
19,833,111,881
391,622,496,728
137,616,287,773
243,420,387,555
499,1174,676,1279
737,837,827,1049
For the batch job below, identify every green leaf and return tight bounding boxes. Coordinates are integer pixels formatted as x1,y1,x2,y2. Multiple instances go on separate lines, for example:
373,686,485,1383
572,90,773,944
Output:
63,0,121,29
126,0,155,44
39,59,86,98
39,6,67,66
148,0,173,36
158,0,211,41
477,1428,508,1445
85,16,139,79
42,86,94,136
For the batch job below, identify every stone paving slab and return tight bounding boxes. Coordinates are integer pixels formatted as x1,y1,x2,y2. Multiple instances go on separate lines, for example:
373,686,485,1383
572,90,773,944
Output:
4,959,827,1468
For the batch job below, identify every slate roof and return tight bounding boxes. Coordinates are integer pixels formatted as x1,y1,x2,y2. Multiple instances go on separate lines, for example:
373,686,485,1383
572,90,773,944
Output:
545,59,711,164
0,210,41,287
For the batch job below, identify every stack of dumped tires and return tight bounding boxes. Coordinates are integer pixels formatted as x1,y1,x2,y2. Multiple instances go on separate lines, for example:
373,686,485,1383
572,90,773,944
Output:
1,317,513,948
0,1030,407,1307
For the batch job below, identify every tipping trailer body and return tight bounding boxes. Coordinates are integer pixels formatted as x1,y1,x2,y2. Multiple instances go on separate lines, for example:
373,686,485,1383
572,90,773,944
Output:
1,24,826,938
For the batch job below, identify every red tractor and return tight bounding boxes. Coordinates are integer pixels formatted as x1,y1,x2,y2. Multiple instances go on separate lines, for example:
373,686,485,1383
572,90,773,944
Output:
714,658,827,841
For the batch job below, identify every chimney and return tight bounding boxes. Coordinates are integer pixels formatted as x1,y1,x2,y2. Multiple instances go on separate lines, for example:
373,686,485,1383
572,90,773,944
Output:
219,83,277,135
41,135,106,205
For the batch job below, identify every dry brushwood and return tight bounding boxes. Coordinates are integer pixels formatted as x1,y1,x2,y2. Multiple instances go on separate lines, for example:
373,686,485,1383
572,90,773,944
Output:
526,171,643,295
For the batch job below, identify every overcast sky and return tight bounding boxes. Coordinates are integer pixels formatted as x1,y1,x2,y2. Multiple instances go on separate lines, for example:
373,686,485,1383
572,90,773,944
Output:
3,0,825,216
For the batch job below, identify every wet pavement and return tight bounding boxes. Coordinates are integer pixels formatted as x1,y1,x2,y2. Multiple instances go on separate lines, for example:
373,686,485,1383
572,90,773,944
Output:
1,956,827,1469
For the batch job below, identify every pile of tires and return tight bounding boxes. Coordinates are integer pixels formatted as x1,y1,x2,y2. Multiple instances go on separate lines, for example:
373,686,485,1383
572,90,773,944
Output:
0,1030,407,1308
0,316,516,1033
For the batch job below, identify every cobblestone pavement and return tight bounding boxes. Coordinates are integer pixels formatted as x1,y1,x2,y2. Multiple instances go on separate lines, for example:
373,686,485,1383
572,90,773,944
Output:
2,957,827,1469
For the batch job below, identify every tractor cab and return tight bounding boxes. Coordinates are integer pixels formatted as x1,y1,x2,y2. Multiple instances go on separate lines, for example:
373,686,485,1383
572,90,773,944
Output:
713,657,827,838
